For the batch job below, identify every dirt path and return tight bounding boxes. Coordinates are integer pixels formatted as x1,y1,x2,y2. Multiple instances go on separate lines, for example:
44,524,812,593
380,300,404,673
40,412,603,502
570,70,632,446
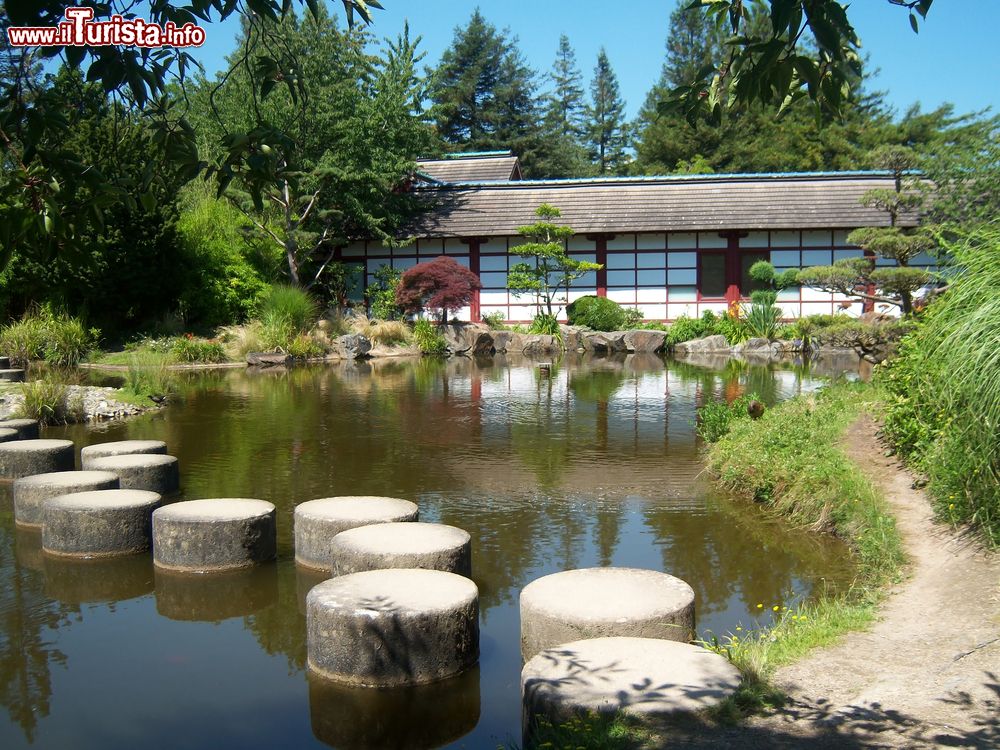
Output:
679,415,1000,749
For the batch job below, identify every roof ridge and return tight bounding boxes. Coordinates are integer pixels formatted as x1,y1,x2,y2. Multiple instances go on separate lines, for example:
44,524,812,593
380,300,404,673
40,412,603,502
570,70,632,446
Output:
427,170,910,188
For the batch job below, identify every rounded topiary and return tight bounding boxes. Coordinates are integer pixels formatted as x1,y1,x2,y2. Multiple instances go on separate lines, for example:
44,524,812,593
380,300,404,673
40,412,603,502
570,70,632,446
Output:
566,296,626,332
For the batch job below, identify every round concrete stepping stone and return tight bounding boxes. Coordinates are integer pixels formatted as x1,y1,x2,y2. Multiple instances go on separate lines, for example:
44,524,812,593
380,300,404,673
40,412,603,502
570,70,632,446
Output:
0,439,74,480
0,368,25,382
309,666,480,750
152,498,276,572
155,565,278,622
0,427,19,443
13,470,119,527
0,418,39,440
522,637,741,735
42,489,161,557
307,568,479,687
294,496,419,571
43,553,154,604
81,439,168,469
86,453,179,494
520,567,695,660
330,522,472,578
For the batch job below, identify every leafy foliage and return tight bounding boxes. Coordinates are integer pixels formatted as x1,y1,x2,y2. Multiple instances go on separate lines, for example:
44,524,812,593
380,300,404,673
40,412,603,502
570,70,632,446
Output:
662,0,933,122
697,393,756,443
566,296,631,331
170,336,228,364
0,309,97,366
880,226,1000,545
537,34,591,178
412,318,448,355
367,265,405,321
395,256,481,324
507,204,602,317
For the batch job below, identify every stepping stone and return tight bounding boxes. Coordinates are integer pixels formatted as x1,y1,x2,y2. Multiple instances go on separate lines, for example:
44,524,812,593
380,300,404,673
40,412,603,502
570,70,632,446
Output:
13,470,119,526
520,567,695,660
86,453,179,494
294,496,419,571
307,568,479,687
0,438,74,479
42,553,154,605
0,418,39,439
521,637,741,738
0,369,25,382
309,666,480,750
152,498,276,572
330,522,472,578
155,565,279,622
42,489,161,557
0,428,19,443
81,439,168,469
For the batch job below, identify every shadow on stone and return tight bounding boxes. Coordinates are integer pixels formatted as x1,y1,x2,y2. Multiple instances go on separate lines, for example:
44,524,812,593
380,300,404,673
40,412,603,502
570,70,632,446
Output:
42,553,154,604
309,665,481,750
154,564,279,622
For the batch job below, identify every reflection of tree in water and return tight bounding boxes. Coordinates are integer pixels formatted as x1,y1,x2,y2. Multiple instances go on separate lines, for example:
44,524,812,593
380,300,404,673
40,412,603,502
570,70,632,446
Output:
0,523,76,743
641,489,853,626
243,563,307,673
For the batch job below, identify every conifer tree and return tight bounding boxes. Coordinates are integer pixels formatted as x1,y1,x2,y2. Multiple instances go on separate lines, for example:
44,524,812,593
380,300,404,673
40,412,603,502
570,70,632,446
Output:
428,10,544,174
536,34,590,177
585,49,629,175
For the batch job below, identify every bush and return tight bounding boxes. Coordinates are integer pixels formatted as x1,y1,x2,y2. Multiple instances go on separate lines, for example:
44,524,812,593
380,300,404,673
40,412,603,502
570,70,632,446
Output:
664,311,717,346
744,290,782,339
365,320,411,346
286,333,326,359
412,319,448,355
170,336,228,363
368,265,405,321
18,379,72,424
880,226,1000,545
175,184,273,326
529,312,561,337
0,309,98,366
480,311,507,330
566,295,628,331
697,394,757,443
260,284,318,331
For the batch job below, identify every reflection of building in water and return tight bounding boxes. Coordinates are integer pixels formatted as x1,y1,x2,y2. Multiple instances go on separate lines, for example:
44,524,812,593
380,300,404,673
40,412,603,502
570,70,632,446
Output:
309,667,480,750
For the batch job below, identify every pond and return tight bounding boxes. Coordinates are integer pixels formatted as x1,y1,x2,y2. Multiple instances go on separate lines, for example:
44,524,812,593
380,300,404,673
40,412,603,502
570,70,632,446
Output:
0,353,859,749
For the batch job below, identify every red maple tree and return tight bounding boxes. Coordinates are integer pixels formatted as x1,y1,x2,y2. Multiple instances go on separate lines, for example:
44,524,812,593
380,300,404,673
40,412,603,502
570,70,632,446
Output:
395,256,482,324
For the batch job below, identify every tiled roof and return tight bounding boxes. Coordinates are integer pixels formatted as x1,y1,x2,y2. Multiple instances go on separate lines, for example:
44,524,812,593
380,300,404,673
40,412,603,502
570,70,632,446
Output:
407,172,919,238
416,152,522,183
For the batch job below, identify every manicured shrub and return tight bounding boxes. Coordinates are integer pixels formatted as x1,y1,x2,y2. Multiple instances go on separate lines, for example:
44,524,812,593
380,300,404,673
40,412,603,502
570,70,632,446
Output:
566,295,628,331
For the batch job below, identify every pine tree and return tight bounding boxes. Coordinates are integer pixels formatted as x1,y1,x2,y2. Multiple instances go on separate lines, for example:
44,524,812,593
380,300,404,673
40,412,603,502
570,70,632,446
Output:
585,49,629,175
428,10,544,174
535,34,590,178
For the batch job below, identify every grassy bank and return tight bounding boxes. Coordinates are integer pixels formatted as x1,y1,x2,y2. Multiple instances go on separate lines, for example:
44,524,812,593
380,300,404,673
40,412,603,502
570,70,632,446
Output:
703,383,905,717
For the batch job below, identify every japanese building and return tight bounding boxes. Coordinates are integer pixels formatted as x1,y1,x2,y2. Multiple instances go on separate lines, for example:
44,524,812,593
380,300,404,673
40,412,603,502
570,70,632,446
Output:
338,151,935,323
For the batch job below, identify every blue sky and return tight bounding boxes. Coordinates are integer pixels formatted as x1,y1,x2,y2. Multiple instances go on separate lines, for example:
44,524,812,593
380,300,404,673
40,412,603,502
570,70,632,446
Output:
189,0,1000,121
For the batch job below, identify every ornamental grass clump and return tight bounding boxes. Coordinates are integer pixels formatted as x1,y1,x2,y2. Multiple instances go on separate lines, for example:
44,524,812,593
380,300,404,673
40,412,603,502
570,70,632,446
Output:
880,225,1000,545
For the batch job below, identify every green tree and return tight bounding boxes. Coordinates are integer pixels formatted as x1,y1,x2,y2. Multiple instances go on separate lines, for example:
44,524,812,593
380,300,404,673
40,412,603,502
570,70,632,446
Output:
535,35,591,177
507,204,603,317
428,10,544,175
797,147,935,315
189,9,428,289
585,49,630,175
0,1,383,261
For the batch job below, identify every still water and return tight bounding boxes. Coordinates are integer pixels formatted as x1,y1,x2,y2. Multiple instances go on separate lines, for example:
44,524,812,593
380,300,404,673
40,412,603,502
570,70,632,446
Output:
1,354,858,749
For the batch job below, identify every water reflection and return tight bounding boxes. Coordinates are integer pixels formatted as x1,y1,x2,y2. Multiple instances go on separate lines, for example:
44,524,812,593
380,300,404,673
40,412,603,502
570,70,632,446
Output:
43,553,154,605
155,565,279,622
0,353,861,748
309,667,481,750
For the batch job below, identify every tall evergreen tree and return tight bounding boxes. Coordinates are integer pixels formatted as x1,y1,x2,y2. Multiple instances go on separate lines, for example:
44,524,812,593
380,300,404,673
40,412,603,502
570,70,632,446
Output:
535,34,590,178
585,49,630,175
428,10,544,175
